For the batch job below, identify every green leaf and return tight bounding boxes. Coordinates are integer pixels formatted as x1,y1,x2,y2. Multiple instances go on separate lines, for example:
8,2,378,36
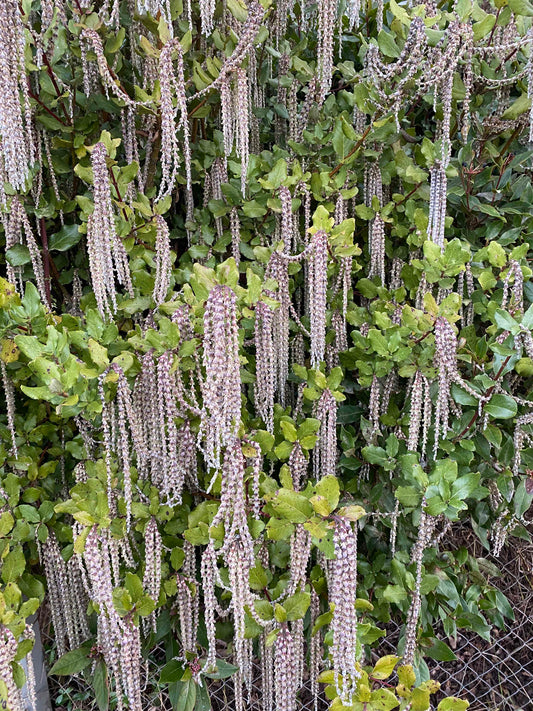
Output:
337,505,366,521
1,546,26,583
269,489,313,523
472,14,496,41
501,92,531,119
432,459,458,483
494,309,518,332
516,357,533,376
297,418,321,439
253,430,276,454
19,598,40,619
513,479,533,517
395,486,420,507
260,159,287,190
88,338,109,369
112,352,134,372
411,687,431,711
370,687,400,711
49,224,81,251
176,679,196,711
382,585,407,604
451,473,480,501
124,572,144,603
522,303,533,330
160,659,186,683
314,475,340,511
16,505,40,523
455,0,472,19
93,659,109,711
0,512,14,537
485,394,517,419
253,600,274,621
203,659,239,679
274,441,293,459
190,264,217,301
242,200,268,218
332,118,355,159
420,574,441,595
437,699,470,711
274,603,287,623
196,682,212,711
362,446,388,466
508,0,533,16
112,587,134,615
424,638,457,661
371,655,399,680
397,665,416,689
6,244,31,266
354,203,375,220
227,0,248,22
487,241,507,267
312,609,333,635
49,645,92,675
284,591,311,621
280,420,298,442
425,496,447,516
266,517,294,540
367,329,389,356
389,0,411,23
310,494,333,516
377,31,400,58
249,563,269,590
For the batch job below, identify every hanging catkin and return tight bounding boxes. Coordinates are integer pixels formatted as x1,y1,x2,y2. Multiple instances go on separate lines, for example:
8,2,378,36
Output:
157,38,192,203
0,0,34,191
308,230,328,367
87,142,133,319
199,285,242,476
331,517,359,703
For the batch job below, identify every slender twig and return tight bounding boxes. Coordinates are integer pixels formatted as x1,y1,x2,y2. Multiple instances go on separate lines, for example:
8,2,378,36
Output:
109,166,129,222
329,124,373,178
453,354,513,440
39,217,52,308
39,218,70,301
188,97,208,118
396,181,424,206
28,90,69,127
42,53,71,124
487,8,501,47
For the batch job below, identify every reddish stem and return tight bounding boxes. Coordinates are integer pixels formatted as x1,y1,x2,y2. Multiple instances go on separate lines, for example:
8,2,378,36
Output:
329,124,373,178
39,217,52,308
28,89,69,127
453,354,513,440
41,53,71,124
109,167,129,222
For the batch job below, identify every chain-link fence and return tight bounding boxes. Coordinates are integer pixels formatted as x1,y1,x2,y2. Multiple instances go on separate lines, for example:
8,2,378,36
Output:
42,533,533,711
375,533,533,711
427,535,533,711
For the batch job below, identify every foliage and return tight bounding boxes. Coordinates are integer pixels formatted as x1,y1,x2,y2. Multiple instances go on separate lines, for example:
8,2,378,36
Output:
0,0,533,708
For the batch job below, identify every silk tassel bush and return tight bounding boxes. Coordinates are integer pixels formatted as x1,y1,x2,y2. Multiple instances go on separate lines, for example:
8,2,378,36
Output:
1,2,533,711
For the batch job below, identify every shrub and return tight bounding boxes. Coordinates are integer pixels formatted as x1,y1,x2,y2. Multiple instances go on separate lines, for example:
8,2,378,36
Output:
0,0,532,709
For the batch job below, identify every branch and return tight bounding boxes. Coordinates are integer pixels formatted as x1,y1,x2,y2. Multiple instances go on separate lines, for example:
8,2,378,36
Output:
39,217,52,307
453,354,513,440
329,124,373,178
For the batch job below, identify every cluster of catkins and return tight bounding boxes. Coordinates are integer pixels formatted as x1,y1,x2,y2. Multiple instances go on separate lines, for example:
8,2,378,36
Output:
75,267,348,709
81,526,143,711
2,1,533,709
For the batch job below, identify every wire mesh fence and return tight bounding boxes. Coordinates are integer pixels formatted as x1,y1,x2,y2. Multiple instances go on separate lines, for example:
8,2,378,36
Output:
426,535,533,711
42,533,533,711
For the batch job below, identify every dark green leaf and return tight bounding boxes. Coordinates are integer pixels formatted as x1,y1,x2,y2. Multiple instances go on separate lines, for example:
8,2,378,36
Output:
49,645,92,675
